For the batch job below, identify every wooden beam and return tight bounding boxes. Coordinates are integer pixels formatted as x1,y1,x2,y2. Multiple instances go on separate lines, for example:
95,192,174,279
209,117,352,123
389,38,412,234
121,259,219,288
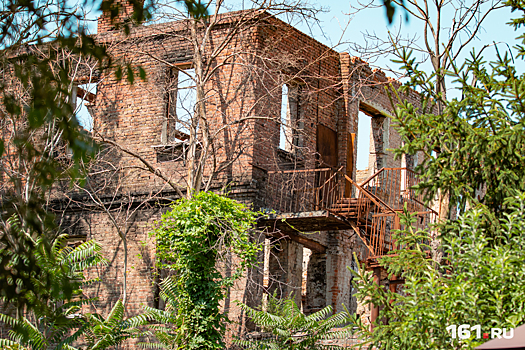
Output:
265,230,326,253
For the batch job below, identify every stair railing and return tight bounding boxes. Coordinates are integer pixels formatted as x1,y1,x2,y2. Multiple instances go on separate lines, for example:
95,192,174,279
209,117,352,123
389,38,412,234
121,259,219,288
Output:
266,166,344,214
266,166,437,261
339,173,396,258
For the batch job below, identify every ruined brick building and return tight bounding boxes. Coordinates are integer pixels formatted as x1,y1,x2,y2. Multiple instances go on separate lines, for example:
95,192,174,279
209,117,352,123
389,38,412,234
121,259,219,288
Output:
46,3,437,344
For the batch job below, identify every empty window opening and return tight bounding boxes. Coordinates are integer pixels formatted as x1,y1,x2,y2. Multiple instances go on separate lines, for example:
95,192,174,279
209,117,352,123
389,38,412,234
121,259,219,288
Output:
356,110,372,171
262,237,271,310
279,83,301,152
301,247,311,312
164,67,196,143
348,255,359,314
74,83,97,132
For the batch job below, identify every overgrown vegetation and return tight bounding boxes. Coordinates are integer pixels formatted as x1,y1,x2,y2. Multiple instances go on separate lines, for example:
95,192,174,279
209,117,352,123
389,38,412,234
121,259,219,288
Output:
151,191,261,349
351,199,525,349
349,1,525,349
0,224,107,349
236,294,353,350
0,229,149,350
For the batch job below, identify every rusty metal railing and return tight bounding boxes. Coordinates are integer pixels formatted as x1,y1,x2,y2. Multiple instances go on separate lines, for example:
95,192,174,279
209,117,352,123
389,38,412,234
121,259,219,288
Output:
354,168,438,259
266,167,345,214
265,166,438,261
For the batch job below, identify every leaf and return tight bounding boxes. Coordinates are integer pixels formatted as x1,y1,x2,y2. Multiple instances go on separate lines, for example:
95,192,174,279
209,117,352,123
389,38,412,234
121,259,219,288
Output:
139,66,147,81
115,66,123,81
127,65,135,84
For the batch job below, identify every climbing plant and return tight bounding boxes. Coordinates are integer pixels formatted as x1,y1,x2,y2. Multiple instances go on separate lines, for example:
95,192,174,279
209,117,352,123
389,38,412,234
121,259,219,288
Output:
152,191,261,350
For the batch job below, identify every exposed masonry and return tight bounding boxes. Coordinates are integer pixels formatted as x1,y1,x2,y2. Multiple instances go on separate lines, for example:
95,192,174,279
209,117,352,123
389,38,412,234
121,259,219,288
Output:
50,6,429,348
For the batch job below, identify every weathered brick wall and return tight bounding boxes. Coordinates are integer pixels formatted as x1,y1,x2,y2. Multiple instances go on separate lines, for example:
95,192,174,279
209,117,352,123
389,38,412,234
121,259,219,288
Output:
251,17,343,176
91,15,270,195
80,17,270,337
82,208,160,316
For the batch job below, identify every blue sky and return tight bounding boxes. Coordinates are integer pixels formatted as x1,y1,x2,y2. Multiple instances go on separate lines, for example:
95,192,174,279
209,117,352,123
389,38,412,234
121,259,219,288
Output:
297,1,522,65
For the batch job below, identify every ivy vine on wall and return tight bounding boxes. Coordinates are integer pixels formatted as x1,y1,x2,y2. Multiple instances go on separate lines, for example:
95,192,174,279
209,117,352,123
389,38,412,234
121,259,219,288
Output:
151,191,261,349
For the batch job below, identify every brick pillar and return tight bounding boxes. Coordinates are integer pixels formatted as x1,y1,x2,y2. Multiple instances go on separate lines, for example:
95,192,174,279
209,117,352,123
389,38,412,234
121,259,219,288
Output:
326,230,354,314
371,116,386,171
268,239,303,306
223,243,265,344
305,251,327,314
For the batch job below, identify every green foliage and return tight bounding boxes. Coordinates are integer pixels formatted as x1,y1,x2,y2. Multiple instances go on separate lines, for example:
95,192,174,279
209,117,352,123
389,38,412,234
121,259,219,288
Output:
151,191,261,350
0,229,148,350
350,195,525,349
349,5,525,349
139,276,182,349
235,294,353,349
83,299,150,349
389,8,525,220
0,231,107,350
0,216,106,315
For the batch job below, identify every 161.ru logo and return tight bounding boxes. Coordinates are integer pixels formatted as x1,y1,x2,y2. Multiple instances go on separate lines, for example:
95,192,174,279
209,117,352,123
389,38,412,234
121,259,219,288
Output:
447,324,514,340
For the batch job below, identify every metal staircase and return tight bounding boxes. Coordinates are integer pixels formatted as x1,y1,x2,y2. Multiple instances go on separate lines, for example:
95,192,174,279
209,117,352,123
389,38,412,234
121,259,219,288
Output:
263,167,438,266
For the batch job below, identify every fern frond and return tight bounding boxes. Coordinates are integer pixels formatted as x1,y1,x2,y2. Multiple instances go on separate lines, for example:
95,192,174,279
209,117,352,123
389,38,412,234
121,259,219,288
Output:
142,306,175,324
158,276,178,304
65,240,107,272
62,297,98,312
0,313,19,327
124,313,151,329
306,305,333,322
53,322,88,350
104,299,125,327
9,317,46,349
138,341,168,349
52,234,71,259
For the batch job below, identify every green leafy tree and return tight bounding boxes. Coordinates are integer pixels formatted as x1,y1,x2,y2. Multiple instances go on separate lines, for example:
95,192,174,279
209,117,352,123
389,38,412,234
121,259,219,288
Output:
349,2,525,348
235,293,353,350
151,191,261,350
350,197,525,349
389,3,525,220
